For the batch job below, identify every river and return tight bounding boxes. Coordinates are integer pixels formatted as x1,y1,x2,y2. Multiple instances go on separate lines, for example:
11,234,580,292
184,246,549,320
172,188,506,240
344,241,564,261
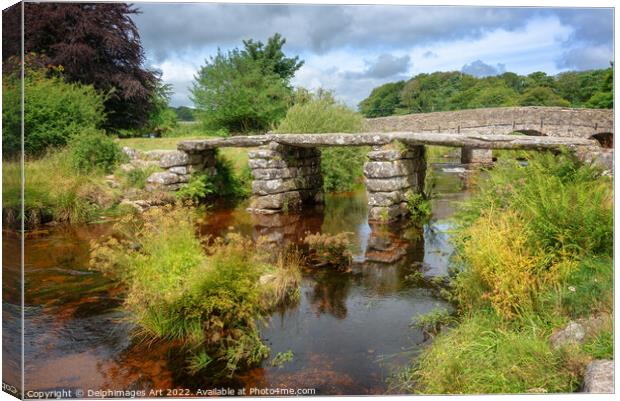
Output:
3,160,472,396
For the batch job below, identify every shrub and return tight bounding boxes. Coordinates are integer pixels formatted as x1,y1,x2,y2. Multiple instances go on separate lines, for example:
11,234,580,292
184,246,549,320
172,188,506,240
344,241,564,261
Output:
276,97,364,134
452,211,550,319
457,153,613,259
303,231,352,269
321,147,368,192
68,129,124,174
3,68,106,157
405,192,432,226
275,92,366,192
90,206,302,375
176,152,250,203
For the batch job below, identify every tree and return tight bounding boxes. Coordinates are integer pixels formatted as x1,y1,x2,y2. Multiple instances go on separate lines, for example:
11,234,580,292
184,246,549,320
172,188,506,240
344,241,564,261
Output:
4,2,157,130
518,87,570,107
173,106,196,121
191,34,303,133
145,78,177,135
242,33,304,81
358,81,405,117
586,65,613,109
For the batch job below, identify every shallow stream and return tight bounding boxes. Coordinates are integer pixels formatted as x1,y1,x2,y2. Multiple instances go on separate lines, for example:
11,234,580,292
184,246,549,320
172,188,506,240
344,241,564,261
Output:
3,161,472,395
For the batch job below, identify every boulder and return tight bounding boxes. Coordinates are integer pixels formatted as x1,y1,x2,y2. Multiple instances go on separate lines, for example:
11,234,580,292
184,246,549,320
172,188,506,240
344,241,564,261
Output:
146,172,181,186
550,321,586,349
582,360,613,393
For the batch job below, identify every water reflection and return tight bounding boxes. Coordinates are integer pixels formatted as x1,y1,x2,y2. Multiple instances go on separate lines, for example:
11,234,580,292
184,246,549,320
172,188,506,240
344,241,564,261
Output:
14,162,470,395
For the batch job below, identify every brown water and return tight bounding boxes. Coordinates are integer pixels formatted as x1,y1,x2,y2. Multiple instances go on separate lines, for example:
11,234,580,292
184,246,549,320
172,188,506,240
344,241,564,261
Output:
6,162,471,396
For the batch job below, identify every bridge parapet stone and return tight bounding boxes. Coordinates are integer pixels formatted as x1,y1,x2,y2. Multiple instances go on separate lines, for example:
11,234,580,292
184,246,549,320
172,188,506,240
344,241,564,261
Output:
146,149,217,192
364,145,426,223
247,142,323,214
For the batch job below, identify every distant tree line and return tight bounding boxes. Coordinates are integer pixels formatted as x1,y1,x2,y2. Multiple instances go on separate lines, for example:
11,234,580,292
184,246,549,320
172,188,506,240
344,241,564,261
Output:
359,67,613,118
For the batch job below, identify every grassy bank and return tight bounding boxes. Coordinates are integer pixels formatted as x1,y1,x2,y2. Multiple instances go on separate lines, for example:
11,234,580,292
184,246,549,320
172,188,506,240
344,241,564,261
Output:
395,152,613,394
2,152,121,226
90,206,301,375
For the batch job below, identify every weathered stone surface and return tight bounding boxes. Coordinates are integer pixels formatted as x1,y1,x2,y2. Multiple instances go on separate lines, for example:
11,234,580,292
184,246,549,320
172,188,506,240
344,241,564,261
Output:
248,157,320,169
169,166,188,175
461,147,493,164
143,149,175,160
367,191,405,207
122,146,141,160
363,160,416,178
249,191,303,210
159,151,204,168
367,147,424,161
363,106,613,139
365,175,417,192
582,360,614,393
251,165,321,180
368,203,408,221
550,321,586,349
252,175,323,196
146,172,181,186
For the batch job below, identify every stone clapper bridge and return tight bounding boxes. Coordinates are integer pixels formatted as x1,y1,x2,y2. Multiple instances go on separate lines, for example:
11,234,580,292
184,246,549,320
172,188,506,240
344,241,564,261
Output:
147,107,613,222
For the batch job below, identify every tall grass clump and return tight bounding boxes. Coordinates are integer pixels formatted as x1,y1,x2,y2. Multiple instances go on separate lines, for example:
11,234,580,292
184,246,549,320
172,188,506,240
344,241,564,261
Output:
396,151,613,394
3,151,118,227
90,206,301,375
275,90,367,192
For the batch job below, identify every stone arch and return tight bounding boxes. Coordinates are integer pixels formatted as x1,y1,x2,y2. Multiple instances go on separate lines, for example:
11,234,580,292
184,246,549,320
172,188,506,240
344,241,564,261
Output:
590,132,613,149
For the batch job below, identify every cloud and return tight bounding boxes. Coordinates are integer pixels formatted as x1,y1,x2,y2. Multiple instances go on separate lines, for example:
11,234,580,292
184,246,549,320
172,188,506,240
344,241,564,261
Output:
557,45,613,70
132,5,613,108
344,54,411,79
133,4,537,62
461,60,506,77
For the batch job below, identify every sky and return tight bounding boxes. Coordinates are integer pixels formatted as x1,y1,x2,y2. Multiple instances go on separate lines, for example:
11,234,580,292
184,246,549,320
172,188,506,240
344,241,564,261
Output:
132,2,614,108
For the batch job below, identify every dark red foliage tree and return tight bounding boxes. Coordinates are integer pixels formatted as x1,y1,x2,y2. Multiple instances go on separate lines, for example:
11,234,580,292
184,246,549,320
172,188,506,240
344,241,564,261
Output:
3,2,157,130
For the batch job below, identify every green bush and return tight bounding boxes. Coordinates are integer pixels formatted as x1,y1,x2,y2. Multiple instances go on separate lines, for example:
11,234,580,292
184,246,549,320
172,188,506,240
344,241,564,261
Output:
90,207,302,375
2,68,106,156
68,129,124,174
177,152,250,203
457,152,612,259
275,93,366,192
321,147,367,192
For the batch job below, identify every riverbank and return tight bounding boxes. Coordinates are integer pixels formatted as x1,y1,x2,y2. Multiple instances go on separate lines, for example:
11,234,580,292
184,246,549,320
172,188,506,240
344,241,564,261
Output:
395,152,613,394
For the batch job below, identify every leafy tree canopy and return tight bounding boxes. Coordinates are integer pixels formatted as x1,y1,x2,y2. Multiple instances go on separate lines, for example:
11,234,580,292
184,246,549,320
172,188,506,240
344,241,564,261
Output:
3,2,157,131
191,33,303,133
359,66,613,117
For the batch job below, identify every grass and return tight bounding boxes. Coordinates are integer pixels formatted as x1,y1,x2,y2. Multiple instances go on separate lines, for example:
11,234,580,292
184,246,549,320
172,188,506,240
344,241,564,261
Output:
395,311,581,394
2,151,119,227
396,152,613,394
90,206,302,376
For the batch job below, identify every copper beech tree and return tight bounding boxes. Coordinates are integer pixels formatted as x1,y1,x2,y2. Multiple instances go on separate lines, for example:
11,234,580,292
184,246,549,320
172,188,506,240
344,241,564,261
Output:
2,2,157,130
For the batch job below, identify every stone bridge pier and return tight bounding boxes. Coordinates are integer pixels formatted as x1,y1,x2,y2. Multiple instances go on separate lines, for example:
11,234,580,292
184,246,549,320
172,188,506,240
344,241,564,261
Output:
461,147,493,165
364,145,426,222
247,142,323,214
